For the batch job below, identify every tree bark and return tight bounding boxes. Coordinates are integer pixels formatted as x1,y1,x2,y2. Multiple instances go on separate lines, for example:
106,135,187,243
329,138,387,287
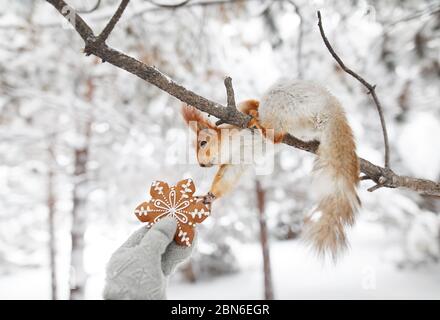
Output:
255,179,274,300
69,78,93,300
47,164,57,300
69,142,90,300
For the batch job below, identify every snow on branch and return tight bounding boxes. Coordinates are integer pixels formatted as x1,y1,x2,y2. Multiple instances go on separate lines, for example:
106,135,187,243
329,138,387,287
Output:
45,0,440,197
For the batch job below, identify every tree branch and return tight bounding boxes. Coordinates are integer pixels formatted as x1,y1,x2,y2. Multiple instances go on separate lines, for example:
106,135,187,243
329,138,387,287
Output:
224,76,237,110
84,0,130,58
216,77,238,126
385,3,440,29
146,0,192,9
46,0,95,42
317,11,390,170
2,0,276,30
76,0,101,14
91,0,130,52
45,1,440,197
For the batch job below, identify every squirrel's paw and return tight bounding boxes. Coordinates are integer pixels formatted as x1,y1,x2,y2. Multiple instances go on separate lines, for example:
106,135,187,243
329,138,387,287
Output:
247,117,262,130
196,192,216,206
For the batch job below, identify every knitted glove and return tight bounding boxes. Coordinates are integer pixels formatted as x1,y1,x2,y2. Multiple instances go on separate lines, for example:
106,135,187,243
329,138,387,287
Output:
103,217,194,300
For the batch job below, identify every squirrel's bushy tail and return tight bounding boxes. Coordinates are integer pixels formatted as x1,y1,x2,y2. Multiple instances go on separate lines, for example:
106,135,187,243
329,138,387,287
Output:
303,109,360,261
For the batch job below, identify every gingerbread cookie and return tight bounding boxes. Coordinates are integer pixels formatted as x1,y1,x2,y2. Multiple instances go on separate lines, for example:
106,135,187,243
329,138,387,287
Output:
134,179,210,246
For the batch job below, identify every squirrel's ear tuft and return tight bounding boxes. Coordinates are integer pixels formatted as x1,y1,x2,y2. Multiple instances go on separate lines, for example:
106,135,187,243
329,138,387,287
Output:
238,99,260,117
181,104,216,132
181,104,199,126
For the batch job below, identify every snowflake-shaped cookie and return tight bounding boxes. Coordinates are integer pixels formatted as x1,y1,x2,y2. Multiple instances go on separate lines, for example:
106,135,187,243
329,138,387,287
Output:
134,179,210,246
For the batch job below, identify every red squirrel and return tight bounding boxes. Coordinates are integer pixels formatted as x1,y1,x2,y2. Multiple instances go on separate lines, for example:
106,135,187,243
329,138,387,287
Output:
182,79,360,260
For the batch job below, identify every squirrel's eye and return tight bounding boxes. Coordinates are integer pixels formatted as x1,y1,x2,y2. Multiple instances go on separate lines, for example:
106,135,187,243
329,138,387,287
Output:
200,141,207,147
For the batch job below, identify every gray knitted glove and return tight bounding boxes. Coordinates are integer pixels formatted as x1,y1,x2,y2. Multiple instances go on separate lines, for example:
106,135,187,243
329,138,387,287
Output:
103,217,194,300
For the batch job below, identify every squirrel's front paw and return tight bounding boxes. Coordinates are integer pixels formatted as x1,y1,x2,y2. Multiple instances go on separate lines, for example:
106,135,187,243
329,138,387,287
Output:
247,117,261,130
197,192,216,205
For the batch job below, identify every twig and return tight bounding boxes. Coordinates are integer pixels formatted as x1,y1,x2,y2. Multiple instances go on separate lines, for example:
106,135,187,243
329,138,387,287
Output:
146,0,192,9
317,11,390,169
367,175,387,192
216,77,237,126
385,3,440,29
76,0,101,14
45,0,440,197
2,0,273,30
96,0,130,45
224,76,236,109
47,0,251,127
46,0,94,42
217,77,236,124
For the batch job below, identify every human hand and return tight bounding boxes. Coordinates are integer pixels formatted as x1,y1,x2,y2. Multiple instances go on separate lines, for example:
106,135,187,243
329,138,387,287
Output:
103,217,194,300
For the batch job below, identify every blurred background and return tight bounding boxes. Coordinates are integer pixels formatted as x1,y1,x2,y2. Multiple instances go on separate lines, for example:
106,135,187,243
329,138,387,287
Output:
0,0,439,300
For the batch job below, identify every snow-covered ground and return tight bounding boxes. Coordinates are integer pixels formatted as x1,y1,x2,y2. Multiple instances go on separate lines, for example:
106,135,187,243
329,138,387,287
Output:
1,219,439,300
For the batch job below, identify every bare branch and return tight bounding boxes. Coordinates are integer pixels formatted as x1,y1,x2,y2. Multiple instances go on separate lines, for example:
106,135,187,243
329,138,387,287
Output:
3,0,274,30
76,0,102,14
45,1,440,197
367,184,384,192
96,0,130,45
216,77,238,126
359,159,440,196
367,175,387,192
146,0,192,9
385,3,440,29
317,11,391,169
224,76,237,110
134,0,273,18
46,0,95,42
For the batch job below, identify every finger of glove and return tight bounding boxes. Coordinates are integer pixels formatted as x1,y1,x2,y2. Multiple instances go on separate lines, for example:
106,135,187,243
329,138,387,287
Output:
120,226,149,248
139,217,177,256
162,229,197,276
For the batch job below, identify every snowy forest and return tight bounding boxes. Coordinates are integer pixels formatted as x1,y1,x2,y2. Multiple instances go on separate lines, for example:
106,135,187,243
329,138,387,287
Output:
0,0,439,300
